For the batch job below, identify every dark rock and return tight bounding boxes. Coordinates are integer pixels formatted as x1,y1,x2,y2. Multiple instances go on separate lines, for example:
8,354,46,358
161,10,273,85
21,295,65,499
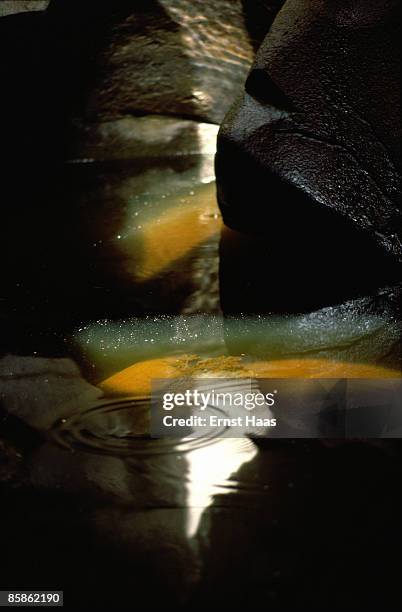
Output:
219,228,402,369
222,286,402,369
216,0,402,264
0,355,101,428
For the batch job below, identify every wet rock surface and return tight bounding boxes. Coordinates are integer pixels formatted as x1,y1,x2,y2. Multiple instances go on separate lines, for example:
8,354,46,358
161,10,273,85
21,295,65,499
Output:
1,3,401,610
0,0,285,180
216,0,402,263
1,0,284,195
45,0,282,125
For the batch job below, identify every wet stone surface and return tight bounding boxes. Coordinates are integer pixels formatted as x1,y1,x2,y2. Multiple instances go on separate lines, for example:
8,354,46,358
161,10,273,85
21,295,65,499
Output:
0,2,401,609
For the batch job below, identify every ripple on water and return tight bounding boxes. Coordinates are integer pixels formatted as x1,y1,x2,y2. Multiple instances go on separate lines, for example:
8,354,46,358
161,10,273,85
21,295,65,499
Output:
50,396,230,457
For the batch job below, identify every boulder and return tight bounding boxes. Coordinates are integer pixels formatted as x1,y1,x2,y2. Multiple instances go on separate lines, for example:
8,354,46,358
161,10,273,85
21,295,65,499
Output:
216,0,402,264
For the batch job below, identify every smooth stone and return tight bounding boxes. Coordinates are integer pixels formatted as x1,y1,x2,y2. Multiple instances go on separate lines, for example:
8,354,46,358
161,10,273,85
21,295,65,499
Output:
216,0,402,263
0,355,102,428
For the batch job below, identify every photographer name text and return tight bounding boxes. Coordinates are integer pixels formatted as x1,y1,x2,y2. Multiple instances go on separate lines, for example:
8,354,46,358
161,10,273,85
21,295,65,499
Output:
162,414,276,428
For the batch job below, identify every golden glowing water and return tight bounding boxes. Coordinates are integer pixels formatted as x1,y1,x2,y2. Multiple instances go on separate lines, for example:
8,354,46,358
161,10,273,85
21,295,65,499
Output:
100,354,401,396
71,161,400,384
120,181,221,281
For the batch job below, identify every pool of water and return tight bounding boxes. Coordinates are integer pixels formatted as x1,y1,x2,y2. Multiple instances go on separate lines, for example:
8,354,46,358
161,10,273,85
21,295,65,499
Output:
1,120,401,610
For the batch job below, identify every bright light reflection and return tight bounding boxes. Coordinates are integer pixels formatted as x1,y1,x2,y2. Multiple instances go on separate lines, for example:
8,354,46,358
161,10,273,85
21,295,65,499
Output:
185,437,257,538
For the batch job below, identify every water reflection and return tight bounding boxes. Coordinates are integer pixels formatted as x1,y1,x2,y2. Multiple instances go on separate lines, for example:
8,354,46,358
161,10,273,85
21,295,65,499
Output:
118,181,221,282
50,391,258,539
72,309,400,384
185,437,257,537
62,164,400,377
1,142,400,610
